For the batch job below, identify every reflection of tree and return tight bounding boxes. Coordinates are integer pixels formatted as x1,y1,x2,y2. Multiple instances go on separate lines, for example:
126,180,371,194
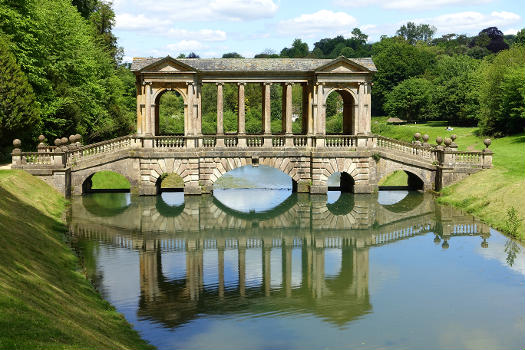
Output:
504,239,521,267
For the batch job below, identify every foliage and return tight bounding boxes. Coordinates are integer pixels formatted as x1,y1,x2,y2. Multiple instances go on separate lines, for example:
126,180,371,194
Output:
158,91,184,134
0,34,41,156
371,36,436,114
396,22,436,44
312,30,372,58
384,78,436,122
280,39,309,58
470,27,509,54
478,45,525,136
222,52,243,58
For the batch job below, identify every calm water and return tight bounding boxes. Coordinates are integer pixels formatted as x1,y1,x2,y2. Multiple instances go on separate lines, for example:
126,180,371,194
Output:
69,184,525,349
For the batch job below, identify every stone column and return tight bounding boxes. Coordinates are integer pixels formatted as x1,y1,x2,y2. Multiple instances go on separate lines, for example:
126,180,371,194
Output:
216,83,225,147
357,82,365,135
237,82,246,147
262,83,272,135
314,83,325,147
186,82,194,136
144,81,152,136
136,81,143,135
195,83,202,136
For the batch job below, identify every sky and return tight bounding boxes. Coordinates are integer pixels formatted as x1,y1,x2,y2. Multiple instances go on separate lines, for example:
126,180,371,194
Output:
112,0,524,62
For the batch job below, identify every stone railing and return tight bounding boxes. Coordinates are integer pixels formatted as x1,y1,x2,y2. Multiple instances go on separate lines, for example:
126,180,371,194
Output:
11,133,492,171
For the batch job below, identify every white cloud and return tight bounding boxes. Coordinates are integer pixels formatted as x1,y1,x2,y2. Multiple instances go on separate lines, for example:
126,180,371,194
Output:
112,0,278,22
209,0,278,20
411,11,521,34
166,40,206,52
166,29,227,41
115,13,171,30
278,10,358,38
503,28,519,35
334,0,493,11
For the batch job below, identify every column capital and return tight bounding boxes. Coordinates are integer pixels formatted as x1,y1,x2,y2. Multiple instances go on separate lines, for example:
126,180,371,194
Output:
142,81,152,86
284,82,294,86
237,82,246,86
216,82,224,86
186,81,194,86
263,82,272,86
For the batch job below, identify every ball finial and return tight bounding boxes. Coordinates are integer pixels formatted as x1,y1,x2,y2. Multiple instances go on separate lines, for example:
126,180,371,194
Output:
436,136,443,145
13,139,21,148
483,138,491,148
38,135,45,142
414,132,421,141
54,138,62,146
450,134,457,141
444,138,452,147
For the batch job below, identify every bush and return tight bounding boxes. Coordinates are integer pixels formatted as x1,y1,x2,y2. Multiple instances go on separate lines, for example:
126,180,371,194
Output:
384,78,436,122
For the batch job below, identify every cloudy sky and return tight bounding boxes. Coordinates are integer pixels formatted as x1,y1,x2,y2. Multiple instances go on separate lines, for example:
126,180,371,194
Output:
112,0,523,61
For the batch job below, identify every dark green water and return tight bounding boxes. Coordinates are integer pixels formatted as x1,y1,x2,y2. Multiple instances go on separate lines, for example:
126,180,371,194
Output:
69,189,525,349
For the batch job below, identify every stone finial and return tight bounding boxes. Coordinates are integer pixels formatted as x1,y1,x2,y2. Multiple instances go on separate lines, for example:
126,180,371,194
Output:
450,134,457,142
436,136,443,145
422,134,429,143
38,135,45,143
69,135,75,143
442,240,449,249
433,235,441,245
483,138,491,148
54,138,62,146
414,132,421,141
12,139,22,153
61,137,68,145
444,138,452,147
75,134,82,143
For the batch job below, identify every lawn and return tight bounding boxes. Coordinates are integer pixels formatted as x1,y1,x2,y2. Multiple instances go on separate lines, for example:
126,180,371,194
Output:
0,170,153,349
373,117,525,238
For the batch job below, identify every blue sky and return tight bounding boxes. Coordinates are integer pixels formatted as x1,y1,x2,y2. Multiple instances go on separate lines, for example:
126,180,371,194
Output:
112,0,524,61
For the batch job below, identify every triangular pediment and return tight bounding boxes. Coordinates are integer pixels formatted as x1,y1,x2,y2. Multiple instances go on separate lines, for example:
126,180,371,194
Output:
315,57,371,73
140,56,197,73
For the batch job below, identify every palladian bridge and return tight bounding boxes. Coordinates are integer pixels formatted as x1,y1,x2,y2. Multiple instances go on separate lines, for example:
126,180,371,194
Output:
12,56,493,196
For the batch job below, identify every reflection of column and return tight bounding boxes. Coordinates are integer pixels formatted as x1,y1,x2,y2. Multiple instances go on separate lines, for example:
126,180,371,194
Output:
263,238,272,296
283,241,292,297
218,239,225,299
139,243,161,302
352,248,369,299
302,239,313,291
238,237,246,297
186,239,199,301
312,239,325,298
262,83,272,135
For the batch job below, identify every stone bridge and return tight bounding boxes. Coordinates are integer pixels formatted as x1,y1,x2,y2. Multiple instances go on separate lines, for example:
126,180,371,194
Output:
11,57,492,196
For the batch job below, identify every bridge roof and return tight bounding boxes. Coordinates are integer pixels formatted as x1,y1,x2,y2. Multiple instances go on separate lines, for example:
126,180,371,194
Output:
130,56,377,73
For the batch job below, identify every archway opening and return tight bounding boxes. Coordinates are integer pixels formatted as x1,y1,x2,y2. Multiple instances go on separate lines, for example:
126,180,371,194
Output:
326,89,355,135
82,171,130,194
156,90,185,135
378,170,424,191
213,165,296,213
156,192,185,217
156,173,184,193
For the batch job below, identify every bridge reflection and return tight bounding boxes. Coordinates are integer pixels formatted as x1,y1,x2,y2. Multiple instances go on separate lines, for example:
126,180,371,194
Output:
70,192,491,329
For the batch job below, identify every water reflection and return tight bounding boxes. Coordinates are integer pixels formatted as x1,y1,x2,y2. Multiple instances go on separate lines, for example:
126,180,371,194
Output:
68,192,525,349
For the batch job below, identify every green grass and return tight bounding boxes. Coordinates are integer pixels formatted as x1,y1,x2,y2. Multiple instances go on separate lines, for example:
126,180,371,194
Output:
160,173,184,188
0,170,154,349
90,171,130,190
373,117,525,238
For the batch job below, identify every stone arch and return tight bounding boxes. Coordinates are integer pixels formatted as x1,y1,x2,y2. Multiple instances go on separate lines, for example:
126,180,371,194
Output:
323,88,357,134
79,169,133,194
208,157,302,186
143,158,198,194
153,87,188,136
376,158,432,191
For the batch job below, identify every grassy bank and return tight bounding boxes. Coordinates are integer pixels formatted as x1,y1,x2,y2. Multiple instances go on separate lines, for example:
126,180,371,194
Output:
373,117,525,238
0,170,154,349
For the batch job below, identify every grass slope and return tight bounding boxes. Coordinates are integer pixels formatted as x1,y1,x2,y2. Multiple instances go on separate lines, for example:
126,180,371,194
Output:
0,170,153,350
373,117,525,238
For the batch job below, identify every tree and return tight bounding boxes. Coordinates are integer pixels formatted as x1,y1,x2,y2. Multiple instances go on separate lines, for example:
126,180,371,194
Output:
371,36,436,114
0,34,41,154
514,29,525,46
384,78,436,122
222,52,243,58
470,27,509,53
254,49,279,58
280,39,309,58
478,45,525,135
396,22,436,44
187,52,200,58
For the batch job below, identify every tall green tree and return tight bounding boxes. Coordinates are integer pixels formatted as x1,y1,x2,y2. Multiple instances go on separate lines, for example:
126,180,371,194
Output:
384,78,436,122
280,39,309,58
0,34,41,155
396,22,436,44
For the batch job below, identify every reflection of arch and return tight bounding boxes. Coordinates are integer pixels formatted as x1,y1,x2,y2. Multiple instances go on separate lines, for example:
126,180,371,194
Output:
82,193,131,217
154,88,187,136
324,88,356,134
155,194,185,217
381,191,425,213
326,192,355,216
81,171,131,194
212,192,298,221
210,162,299,190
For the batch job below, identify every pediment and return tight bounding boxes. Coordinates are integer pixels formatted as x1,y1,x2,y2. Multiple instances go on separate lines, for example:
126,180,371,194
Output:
316,57,371,73
140,56,196,73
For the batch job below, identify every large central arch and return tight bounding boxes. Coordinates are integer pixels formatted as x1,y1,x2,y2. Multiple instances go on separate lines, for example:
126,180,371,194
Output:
153,87,188,136
324,88,357,135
